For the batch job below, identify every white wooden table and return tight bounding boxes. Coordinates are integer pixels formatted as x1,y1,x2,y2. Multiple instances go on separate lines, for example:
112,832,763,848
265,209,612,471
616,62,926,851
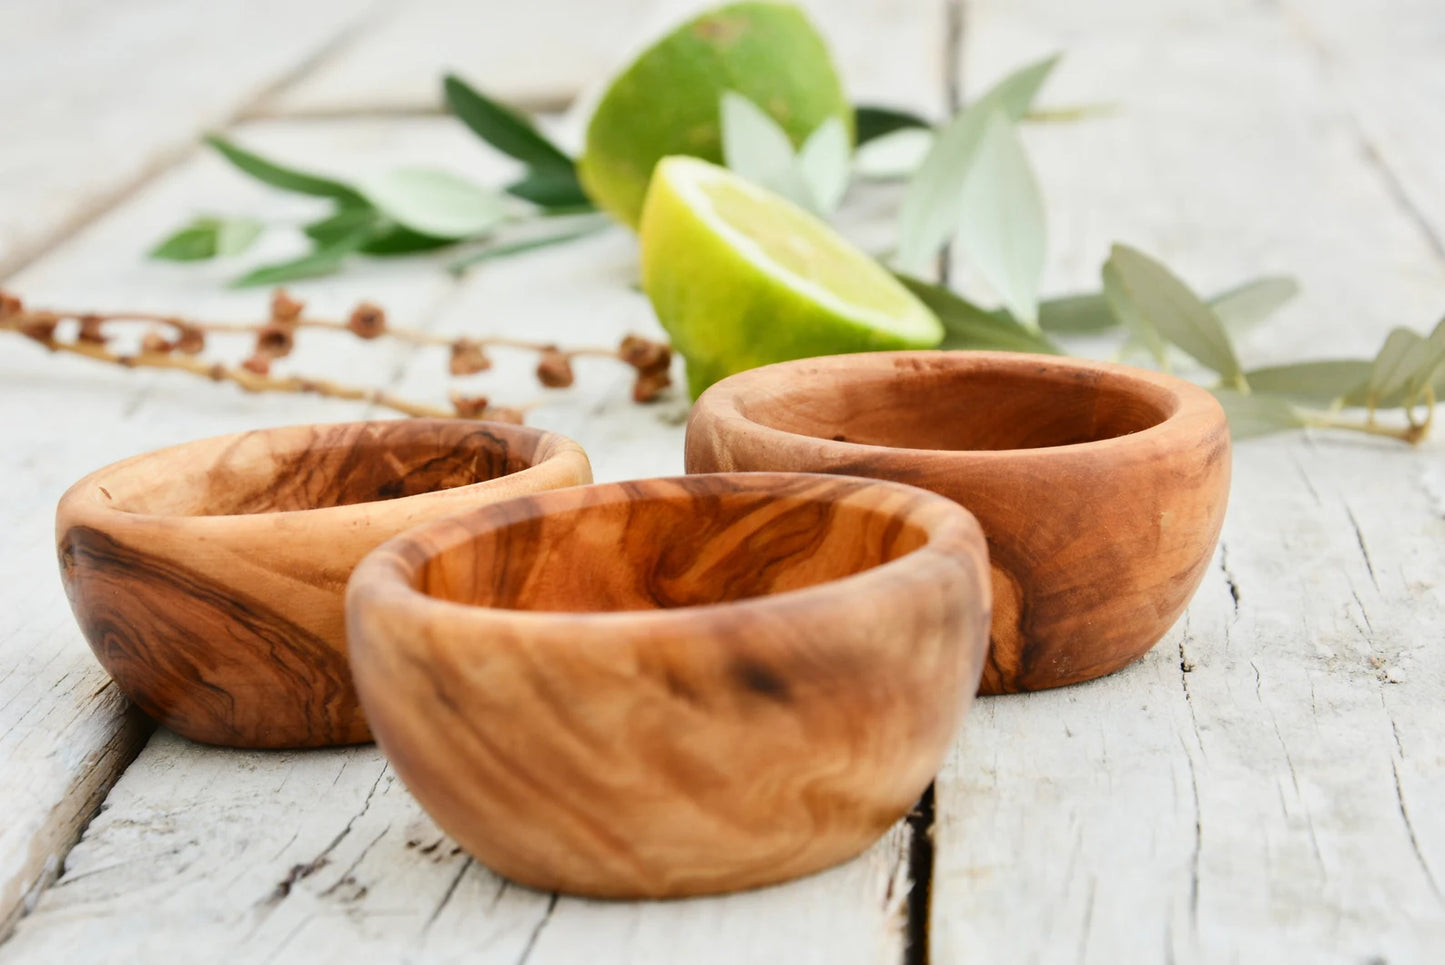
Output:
2,0,1443,961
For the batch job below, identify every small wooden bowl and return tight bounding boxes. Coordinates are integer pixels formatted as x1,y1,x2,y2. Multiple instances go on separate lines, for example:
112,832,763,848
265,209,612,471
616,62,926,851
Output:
346,472,991,898
56,420,591,748
686,351,1231,693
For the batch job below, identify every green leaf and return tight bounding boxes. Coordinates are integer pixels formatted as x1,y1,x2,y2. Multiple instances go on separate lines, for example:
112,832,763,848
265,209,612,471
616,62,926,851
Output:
1102,262,1168,366
361,168,507,239
854,104,930,145
149,223,219,261
1349,320,1445,408
1209,275,1300,333
303,207,378,246
149,216,263,261
952,111,1046,324
505,171,592,209
361,225,454,255
897,54,1061,272
443,74,574,175
720,91,810,206
1212,389,1307,439
1036,292,1115,333
231,229,370,288
987,53,1063,120
1105,244,1243,381
1243,360,1371,407
215,217,264,256
797,116,852,214
896,274,1060,353
448,217,611,275
204,135,366,204
853,128,933,182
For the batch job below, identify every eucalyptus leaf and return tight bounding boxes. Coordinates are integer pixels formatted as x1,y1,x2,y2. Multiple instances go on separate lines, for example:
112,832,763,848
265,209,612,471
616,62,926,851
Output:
361,168,507,239
854,104,930,145
1212,389,1307,439
896,274,1060,353
720,91,810,206
952,111,1046,324
1209,275,1300,333
1101,262,1168,365
231,229,370,288
205,135,366,204
449,217,611,275
796,117,851,214
896,54,1061,272
443,74,574,175
1105,244,1243,381
1243,360,1371,407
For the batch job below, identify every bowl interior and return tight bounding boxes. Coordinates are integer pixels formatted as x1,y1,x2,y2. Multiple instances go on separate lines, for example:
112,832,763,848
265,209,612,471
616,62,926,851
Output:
419,489,928,612
102,423,544,517
739,361,1177,451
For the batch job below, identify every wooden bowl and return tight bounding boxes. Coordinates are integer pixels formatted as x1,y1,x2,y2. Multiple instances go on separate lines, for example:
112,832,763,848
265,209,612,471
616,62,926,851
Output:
345,472,991,898
56,420,591,748
685,351,1231,693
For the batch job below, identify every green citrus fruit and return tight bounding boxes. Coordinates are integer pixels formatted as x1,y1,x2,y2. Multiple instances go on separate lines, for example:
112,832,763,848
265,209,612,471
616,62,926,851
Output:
640,156,943,397
578,2,852,228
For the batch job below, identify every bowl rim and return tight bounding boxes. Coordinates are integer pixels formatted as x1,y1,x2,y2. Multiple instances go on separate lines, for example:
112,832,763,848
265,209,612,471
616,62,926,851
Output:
56,418,592,530
690,350,1226,462
347,471,989,631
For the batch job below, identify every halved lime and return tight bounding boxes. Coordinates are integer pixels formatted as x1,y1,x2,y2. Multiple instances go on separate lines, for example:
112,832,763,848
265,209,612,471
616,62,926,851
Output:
639,156,943,396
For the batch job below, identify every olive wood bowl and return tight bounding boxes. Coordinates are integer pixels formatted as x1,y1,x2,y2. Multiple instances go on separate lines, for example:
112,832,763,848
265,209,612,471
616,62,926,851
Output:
685,351,1231,694
56,419,591,748
346,472,991,898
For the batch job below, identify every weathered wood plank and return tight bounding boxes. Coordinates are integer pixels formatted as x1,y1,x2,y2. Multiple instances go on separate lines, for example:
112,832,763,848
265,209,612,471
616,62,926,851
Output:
0,0,371,278
271,0,950,118
932,0,1445,960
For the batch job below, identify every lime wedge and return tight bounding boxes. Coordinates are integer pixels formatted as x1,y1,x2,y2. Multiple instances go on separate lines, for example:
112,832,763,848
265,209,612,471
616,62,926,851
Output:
640,156,943,396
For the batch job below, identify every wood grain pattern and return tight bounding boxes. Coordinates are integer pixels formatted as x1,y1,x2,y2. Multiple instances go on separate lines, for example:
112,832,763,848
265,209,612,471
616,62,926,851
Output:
685,351,1231,694
346,472,991,899
55,419,592,749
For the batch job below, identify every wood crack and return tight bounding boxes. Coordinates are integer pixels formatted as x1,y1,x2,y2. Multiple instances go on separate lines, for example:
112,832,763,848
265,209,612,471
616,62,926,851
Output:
515,892,559,965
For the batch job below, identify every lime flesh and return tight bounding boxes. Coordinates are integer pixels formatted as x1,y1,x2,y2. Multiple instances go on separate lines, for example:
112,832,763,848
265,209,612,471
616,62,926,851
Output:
640,157,943,396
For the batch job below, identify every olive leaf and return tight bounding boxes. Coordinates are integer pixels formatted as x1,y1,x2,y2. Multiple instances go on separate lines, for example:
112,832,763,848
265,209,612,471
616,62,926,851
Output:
205,135,367,204
150,216,263,262
1036,292,1114,333
720,91,811,204
505,171,593,210
897,53,1060,272
721,92,851,215
1212,389,1307,439
952,111,1046,325
231,228,372,288
896,274,1060,353
360,169,508,239
854,104,930,145
448,216,611,276
1104,244,1244,383
1346,320,1445,409
1101,261,1168,365
1243,360,1371,407
1209,275,1300,333
443,74,574,176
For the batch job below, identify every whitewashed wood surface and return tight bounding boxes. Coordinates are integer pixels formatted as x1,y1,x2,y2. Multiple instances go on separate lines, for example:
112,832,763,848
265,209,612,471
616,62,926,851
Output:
0,0,1441,961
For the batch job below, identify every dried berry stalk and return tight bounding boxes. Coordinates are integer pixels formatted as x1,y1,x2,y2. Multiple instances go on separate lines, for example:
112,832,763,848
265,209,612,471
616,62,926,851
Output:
0,289,673,423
